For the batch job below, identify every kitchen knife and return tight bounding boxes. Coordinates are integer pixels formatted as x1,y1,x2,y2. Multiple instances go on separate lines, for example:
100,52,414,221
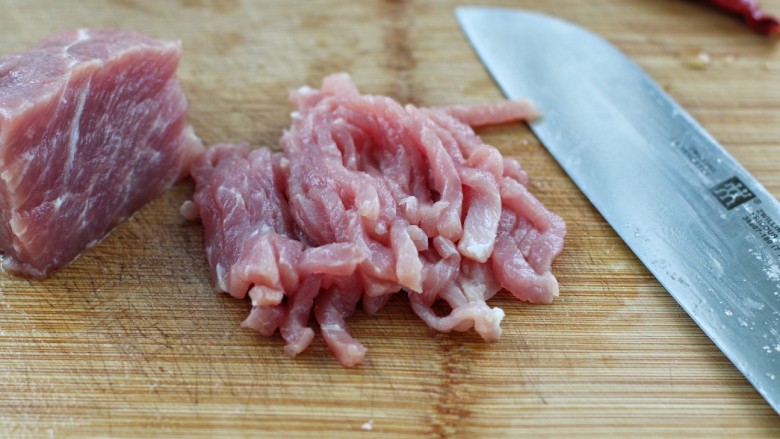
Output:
456,7,780,414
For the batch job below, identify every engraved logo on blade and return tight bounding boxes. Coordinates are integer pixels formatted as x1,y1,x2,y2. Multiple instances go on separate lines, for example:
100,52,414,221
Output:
711,177,756,210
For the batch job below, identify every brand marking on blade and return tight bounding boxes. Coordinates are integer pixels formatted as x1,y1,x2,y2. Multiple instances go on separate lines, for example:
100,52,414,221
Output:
673,141,716,177
711,176,756,210
743,208,780,255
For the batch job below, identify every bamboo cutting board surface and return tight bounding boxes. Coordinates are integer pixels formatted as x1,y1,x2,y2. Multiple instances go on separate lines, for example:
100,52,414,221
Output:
1,0,780,437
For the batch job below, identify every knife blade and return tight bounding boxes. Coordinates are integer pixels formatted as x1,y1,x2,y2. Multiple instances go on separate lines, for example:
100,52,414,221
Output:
456,6,780,414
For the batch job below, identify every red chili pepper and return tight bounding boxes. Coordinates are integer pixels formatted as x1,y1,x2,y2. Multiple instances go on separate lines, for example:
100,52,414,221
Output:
698,0,780,36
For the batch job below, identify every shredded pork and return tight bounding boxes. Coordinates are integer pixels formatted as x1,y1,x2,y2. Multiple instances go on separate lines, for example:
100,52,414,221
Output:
185,73,566,366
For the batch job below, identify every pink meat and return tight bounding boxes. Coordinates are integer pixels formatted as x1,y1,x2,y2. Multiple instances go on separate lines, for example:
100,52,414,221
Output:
187,73,566,367
0,29,203,278
439,99,540,128
188,143,301,298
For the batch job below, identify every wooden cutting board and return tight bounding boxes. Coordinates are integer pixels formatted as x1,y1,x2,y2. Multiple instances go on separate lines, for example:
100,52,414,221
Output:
1,0,779,436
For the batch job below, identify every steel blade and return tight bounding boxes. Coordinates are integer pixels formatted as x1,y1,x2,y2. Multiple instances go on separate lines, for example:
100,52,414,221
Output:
457,6,780,413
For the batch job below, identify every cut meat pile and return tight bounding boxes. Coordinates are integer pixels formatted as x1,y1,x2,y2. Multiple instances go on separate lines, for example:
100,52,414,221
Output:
185,73,566,366
0,29,203,278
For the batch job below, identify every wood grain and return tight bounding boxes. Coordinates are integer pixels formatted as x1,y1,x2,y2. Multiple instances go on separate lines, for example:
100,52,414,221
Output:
1,0,780,437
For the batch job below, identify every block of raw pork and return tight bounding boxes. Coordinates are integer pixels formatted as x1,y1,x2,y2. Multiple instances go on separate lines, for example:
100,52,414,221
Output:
185,73,565,366
0,29,203,278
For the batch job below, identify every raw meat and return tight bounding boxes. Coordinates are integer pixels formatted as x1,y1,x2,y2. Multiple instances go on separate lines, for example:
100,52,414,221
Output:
186,73,565,366
0,29,203,278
